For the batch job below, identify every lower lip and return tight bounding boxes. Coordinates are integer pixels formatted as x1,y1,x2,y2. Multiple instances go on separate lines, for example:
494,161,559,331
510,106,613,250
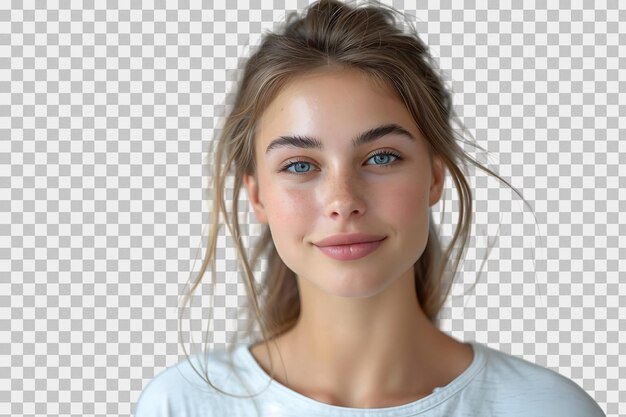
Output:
315,239,385,261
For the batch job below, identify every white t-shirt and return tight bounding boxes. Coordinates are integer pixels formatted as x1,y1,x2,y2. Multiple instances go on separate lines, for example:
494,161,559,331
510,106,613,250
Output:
135,341,605,416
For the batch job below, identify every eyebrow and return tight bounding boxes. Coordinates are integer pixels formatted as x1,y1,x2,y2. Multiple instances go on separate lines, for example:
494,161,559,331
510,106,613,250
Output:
264,123,416,154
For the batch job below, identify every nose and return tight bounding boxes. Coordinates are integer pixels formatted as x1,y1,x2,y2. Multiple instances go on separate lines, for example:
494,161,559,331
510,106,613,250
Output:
321,170,366,220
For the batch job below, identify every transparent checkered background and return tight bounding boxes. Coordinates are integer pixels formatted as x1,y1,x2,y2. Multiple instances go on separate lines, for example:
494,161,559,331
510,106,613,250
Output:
2,0,623,415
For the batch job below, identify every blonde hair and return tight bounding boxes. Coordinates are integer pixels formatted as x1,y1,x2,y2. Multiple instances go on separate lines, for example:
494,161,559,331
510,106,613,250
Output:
179,0,532,397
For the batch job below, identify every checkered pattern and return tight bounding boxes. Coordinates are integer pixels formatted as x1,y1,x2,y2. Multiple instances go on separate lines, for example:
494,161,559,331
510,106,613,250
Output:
1,0,623,416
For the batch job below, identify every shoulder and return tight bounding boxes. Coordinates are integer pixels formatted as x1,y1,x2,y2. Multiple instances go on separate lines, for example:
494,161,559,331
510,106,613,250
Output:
134,347,257,417
473,343,605,416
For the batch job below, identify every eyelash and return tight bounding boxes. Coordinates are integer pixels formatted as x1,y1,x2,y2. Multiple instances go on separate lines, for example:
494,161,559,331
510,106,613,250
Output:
278,150,403,174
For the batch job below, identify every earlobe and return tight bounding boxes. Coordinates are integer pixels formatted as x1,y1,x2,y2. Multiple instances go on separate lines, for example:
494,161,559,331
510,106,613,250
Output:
429,155,446,206
243,174,268,224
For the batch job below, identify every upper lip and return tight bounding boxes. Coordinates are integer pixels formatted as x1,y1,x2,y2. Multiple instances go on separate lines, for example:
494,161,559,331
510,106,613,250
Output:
313,233,386,247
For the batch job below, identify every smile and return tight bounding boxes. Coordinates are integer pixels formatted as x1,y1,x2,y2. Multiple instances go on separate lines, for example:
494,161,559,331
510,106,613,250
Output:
315,238,386,261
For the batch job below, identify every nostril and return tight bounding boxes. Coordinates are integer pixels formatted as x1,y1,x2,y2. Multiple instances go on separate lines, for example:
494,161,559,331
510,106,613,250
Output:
327,201,365,219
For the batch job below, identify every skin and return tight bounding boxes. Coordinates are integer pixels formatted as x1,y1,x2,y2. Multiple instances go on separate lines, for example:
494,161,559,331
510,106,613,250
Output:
243,67,473,409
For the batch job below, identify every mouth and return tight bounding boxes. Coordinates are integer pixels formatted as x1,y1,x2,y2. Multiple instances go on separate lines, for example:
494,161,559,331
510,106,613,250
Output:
314,237,386,261
313,233,387,247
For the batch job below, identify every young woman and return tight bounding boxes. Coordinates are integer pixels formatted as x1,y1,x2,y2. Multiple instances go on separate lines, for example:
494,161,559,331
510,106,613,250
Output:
135,1,605,415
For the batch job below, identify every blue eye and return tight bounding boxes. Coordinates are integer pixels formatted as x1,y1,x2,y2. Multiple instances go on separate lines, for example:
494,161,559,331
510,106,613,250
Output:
283,161,314,174
367,151,401,166
279,151,401,175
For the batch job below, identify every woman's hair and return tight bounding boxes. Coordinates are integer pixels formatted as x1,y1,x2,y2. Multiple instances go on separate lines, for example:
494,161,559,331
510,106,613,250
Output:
179,0,531,396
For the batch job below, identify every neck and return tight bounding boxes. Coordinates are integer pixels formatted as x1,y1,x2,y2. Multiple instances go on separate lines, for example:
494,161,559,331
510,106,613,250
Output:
252,267,471,408
292,266,431,375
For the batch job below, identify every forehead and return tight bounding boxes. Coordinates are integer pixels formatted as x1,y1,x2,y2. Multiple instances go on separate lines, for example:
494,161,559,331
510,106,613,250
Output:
264,68,399,112
256,69,414,145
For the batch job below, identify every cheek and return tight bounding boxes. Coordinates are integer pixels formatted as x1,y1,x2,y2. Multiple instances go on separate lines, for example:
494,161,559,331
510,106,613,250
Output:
263,187,315,265
382,177,431,221
264,186,315,225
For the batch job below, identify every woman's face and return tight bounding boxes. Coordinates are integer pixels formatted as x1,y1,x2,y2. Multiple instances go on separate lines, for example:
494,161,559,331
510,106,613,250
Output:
244,68,445,298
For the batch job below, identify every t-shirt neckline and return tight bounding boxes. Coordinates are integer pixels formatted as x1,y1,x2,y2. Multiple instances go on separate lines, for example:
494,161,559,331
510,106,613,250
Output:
234,340,487,416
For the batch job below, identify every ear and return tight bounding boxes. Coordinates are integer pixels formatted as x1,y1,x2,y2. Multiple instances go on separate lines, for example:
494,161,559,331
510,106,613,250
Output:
243,174,268,224
428,154,446,206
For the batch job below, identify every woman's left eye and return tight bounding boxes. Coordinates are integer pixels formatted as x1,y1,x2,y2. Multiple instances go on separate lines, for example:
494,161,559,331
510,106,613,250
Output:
366,151,401,166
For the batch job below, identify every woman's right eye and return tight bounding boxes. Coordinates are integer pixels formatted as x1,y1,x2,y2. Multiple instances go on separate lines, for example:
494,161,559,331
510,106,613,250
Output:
280,160,315,174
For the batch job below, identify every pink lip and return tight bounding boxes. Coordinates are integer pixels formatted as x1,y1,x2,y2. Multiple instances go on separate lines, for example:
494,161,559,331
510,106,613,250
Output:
313,234,386,261
314,233,387,247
